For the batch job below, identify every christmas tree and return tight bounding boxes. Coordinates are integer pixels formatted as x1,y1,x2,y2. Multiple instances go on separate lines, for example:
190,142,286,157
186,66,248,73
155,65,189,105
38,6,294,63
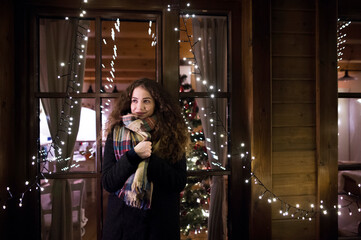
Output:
180,77,210,239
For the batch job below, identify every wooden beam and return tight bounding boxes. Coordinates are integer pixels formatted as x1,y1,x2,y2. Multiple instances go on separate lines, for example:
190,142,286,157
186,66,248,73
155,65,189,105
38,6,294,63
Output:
0,1,15,238
86,71,156,81
12,2,41,239
250,0,272,239
339,0,361,21
338,44,361,61
162,7,179,95
85,58,155,69
83,77,152,83
228,0,251,239
87,38,155,53
91,43,155,58
316,0,338,239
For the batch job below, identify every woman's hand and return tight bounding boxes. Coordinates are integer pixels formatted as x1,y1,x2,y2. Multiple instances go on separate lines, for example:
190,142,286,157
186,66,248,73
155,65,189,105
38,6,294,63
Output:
134,141,152,159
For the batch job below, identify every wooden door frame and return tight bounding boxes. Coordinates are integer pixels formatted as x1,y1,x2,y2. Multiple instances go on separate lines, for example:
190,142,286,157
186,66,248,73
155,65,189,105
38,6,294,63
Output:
316,0,338,239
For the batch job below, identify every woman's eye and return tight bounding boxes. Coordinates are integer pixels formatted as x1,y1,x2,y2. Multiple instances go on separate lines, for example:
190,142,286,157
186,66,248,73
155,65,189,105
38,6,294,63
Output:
131,99,137,103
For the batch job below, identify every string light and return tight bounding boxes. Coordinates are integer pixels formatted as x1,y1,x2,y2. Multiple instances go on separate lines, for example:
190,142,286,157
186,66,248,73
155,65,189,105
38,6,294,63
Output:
239,145,323,220
0,1,91,210
337,20,351,67
177,13,229,160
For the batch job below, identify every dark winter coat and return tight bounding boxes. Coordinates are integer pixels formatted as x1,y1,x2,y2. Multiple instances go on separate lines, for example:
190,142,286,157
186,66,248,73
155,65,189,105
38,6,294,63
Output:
102,132,187,240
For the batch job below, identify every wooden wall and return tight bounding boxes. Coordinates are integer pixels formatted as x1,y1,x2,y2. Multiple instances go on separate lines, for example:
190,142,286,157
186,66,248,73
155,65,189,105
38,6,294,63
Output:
271,0,318,235
256,0,337,239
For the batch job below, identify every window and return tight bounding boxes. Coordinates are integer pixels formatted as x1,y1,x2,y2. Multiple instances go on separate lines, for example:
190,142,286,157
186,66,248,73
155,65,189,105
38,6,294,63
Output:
36,12,159,239
34,8,233,240
178,14,229,240
337,20,361,238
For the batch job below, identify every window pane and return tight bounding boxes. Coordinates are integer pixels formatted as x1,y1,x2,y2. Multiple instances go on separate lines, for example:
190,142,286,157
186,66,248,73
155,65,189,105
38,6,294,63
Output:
338,98,361,162
182,97,229,171
39,18,94,93
337,20,361,237
338,97,361,237
39,98,97,173
180,175,228,239
179,15,227,93
40,178,97,240
338,75,361,93
179,14,229,240
101,19,157,93
337,21,361,93
84,21,96,93
100,98,116,139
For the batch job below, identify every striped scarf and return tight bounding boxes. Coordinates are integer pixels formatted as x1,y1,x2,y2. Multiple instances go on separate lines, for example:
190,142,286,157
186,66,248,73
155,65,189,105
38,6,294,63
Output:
113,114,157,210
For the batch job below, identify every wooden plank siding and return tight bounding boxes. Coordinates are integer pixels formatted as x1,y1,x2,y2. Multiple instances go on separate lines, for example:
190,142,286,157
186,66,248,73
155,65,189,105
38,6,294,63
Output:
271,0,318,239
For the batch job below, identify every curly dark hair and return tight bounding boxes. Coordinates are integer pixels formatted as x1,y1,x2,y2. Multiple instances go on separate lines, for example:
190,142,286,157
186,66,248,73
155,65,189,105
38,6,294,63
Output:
105,78,189,162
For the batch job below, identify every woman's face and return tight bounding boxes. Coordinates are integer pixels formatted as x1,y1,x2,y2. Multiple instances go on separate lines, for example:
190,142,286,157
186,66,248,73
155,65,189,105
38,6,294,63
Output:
131,86,155,119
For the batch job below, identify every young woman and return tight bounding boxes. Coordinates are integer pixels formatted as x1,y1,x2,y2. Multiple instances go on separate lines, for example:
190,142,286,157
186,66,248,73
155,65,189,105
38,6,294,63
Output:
102,78,189,240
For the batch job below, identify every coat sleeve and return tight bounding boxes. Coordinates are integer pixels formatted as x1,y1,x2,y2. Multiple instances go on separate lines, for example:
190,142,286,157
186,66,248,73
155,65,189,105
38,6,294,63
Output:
147,154,187,193
102,132,143,193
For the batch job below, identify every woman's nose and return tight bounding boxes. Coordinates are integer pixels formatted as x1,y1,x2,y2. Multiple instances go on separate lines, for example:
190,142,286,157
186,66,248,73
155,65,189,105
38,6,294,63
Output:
136,102,144,110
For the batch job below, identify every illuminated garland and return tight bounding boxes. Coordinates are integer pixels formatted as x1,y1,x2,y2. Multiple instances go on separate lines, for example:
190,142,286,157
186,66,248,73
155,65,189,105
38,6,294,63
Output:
337,20,351,68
